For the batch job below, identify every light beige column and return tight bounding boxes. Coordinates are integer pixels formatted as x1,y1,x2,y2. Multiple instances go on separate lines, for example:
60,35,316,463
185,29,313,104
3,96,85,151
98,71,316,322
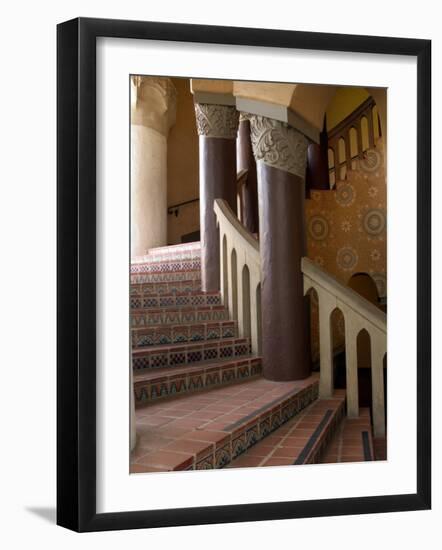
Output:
318,291,336,398
344,315,359,417
371,331,386,437
131,76,176,257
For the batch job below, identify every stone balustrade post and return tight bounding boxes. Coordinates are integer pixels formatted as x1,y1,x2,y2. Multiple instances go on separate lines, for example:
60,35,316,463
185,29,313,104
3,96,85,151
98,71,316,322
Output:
343,315,360,418
371,331,386,437
317,291,336,398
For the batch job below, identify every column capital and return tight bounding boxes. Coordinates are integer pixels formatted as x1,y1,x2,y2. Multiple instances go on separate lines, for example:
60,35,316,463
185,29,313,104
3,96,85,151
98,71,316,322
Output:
239,112,252,123
194,103,239,139
131,76,177,135
249,115,309,178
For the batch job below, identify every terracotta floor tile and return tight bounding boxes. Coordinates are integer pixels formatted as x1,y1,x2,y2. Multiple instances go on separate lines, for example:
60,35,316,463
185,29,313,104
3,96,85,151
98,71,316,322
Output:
261,457,294,467
164,438,213,456
137,449,194,470
243,445,276,457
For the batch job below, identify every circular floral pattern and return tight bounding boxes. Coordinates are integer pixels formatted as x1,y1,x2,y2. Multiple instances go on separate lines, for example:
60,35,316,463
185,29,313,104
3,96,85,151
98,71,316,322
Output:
368,186,378,198
362,208,386,236
360,150,382,172
341,220,351,233
311,191,321,202
370,249,381,262
336,247,359,271
335,183,356,207
308,215,329,241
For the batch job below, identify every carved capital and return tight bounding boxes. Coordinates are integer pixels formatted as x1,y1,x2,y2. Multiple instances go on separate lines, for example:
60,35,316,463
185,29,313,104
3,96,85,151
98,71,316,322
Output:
249,115,309,178
131,76,177,135
194,103,239,139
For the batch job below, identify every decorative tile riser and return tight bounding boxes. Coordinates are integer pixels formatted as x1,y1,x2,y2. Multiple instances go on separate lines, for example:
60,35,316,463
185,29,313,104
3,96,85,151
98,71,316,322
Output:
132,340,251,370
180,382,319,471
130,259,201,274
130,292,221,309
301,400,346,465
134,359,262,405
131,307,229,327
132,251,201,264
131,280,201,296
132,321,237,348
132,242,200,263
131,270,201,284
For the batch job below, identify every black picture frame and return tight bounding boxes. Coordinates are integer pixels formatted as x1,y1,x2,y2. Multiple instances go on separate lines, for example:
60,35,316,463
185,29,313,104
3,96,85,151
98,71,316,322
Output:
57,17,431,532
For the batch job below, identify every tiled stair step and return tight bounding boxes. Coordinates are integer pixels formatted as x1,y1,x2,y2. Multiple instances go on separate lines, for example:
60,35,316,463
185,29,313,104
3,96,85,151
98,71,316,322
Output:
134,356,262,405
132,338,251,370
130,374,319,472
130,291,221,310
131,306,229,327
131,279,201,296
130,269,201,285
135,241,201,263
321,407,376,463
130,258,201,275
132,320,237,348
226,390,346,469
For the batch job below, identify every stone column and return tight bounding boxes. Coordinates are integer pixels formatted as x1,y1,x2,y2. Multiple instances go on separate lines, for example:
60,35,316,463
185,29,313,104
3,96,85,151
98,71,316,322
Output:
195,103,239,291
250,115,311,381
131,76,176,258
237,113,259,234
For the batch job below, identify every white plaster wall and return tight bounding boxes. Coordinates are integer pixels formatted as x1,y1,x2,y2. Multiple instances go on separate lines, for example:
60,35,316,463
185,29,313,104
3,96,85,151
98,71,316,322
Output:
130,124,168,256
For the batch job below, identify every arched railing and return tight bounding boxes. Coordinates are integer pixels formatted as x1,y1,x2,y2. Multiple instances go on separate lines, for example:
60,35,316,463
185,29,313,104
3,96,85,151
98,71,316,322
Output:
302,257,387,437
214,199,261,355
327,97,381,184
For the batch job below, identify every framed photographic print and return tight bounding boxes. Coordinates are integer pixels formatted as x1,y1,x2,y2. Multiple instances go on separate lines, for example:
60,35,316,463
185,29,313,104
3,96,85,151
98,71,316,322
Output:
57,17,431,532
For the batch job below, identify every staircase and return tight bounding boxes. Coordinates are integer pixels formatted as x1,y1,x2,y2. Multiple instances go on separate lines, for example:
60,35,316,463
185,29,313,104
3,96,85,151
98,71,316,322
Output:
130,242,325,472
129,241,380,473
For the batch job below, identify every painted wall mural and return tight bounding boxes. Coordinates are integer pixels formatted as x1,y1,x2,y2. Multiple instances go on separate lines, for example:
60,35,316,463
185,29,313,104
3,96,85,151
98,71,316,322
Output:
306,137,386,360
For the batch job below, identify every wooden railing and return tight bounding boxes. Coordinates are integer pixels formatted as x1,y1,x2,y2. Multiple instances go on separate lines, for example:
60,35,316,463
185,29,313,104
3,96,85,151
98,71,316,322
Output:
327,97,381,184
214,199,261,355
302,257,387,437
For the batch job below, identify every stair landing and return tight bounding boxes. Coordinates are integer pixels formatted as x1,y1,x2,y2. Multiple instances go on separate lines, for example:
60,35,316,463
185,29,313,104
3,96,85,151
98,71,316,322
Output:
227,390,346,469
131,374,319,472
320,407,375,463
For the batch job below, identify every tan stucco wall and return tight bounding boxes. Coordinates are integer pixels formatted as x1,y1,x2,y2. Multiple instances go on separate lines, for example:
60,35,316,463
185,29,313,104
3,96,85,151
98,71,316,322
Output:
167,78,200,244
326,87,371,130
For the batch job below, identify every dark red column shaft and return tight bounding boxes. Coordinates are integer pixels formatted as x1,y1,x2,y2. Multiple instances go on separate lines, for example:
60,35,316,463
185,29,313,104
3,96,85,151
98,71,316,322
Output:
199,137,237,291
258,163,311,381
237,119,259,234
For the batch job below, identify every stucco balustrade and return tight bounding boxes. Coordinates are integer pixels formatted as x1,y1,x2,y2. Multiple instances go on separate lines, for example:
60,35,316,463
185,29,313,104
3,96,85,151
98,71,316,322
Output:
302,257,387,437
214,199,261,356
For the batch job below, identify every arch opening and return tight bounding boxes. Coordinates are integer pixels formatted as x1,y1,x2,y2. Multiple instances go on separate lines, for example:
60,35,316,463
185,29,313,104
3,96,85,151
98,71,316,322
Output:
356,328,373,415
256,283,262,355
230,248,238,320
222,235,228,305
330,307,346,391
242,264,251,338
